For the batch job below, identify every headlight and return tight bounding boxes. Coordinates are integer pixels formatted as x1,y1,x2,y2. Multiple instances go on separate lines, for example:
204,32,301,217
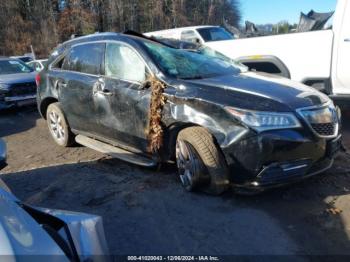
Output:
336,106,341,121
299,102,339,124
225,107,301,132
300,107,336,124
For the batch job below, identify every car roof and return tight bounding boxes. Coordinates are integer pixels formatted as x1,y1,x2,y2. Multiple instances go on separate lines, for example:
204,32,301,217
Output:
172,25,220,31
0,57,18,61
58,32,166,51
29,59,47,62
48,31,175,64
62,32,119,45
10,56,32,58
147,25,219,35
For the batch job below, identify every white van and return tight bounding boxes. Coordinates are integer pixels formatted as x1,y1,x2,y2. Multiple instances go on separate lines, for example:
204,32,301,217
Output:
145,0,350,108
145,25,235,44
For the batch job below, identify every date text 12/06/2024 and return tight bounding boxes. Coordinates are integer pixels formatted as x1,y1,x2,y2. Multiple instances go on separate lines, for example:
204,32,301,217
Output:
127,256,220,261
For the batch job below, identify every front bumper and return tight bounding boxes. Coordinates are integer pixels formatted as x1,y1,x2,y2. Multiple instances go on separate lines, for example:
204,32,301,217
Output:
0,94,36,109
222,129,342,190
235,158,334,193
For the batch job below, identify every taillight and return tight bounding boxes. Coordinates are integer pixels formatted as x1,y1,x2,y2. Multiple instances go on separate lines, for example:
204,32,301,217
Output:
35,74,41,87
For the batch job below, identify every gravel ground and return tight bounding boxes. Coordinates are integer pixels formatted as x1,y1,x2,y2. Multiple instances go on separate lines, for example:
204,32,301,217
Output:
1,106,350,257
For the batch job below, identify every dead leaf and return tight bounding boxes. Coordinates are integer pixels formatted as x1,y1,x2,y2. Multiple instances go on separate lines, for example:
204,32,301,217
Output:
326,208,343,215
146,76,167,154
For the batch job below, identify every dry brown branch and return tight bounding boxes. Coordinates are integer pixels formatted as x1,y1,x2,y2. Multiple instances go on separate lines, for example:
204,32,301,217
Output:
146,76,167,154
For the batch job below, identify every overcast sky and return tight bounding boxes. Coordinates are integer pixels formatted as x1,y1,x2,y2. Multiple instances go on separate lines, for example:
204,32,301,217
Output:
240,0,337,24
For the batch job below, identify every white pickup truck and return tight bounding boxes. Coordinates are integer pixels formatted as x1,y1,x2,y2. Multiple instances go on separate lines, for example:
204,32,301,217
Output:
146,0,350,108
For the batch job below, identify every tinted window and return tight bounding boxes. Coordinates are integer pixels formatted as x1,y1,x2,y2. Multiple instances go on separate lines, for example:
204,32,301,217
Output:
105,43,147,82
197,27,234,42
18,57,33,63
0,60,33,75
53,56,65,69
64,43,105,75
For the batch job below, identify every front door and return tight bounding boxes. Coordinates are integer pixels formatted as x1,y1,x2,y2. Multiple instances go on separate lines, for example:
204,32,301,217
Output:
95,42,151,153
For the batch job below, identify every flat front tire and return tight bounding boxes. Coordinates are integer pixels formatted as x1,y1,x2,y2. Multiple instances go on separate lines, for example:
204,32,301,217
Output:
176,127,230,195
46,102,74,147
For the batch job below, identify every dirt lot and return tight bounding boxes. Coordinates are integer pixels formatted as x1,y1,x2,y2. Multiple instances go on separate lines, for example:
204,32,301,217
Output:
1,106,350,256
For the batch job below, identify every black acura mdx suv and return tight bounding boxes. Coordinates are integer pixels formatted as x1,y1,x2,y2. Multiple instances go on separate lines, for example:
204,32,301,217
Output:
37,32,342,194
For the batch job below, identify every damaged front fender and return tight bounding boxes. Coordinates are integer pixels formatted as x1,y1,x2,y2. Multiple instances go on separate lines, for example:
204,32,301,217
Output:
164,98,250,148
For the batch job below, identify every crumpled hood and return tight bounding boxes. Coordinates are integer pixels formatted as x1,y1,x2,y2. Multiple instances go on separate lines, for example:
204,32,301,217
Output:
0,72,36,85
181,71,329,112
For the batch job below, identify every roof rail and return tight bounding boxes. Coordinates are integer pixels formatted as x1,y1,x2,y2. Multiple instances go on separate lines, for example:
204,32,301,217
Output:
70,32,101,39
123,30,175,48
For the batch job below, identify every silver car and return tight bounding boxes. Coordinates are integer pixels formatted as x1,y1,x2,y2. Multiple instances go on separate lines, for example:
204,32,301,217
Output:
0,139,109,261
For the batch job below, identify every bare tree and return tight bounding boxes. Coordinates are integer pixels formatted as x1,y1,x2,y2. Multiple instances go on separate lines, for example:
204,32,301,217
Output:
0,0,241,57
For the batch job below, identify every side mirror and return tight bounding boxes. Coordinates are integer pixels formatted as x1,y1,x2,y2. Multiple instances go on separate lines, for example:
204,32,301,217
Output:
195,38,202,44
139,81,150,90
0,139,7,170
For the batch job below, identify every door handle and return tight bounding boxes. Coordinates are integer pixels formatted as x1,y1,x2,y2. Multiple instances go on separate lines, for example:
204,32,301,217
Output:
93,81,113,96
100,87,113,96
56,81,67,89
345,38,350,42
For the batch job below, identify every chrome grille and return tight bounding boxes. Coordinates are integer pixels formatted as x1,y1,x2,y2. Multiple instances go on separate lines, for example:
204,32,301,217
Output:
311,123,335,137
7,82,36,97
298,102,339,138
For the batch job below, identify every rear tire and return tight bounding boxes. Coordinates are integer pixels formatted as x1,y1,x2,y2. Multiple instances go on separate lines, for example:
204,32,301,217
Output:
176,127,230,195
46,103,75,147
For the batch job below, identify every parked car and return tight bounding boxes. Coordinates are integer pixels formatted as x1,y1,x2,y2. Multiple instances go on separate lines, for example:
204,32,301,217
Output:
0,138,109,260
37,32,342,195
10,55,34,63
146,0,350,109
28,59,48,72
145,25,235,44
0,57,37,109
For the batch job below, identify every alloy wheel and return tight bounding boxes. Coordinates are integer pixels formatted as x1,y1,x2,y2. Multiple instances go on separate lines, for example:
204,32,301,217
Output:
48,111,65,143
176,140,203,191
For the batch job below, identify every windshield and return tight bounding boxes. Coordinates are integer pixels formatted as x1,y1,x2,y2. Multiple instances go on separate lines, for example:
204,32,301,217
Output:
143,41,240,79
0,60,33,75
197,27,234,42
196,47,248,72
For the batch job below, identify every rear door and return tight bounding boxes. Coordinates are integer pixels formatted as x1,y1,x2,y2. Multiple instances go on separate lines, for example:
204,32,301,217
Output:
58,42,105,134
97,42,151,152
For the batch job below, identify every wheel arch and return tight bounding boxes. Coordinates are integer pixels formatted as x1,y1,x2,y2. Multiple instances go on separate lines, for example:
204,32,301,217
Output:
162,122,221,162
39,97,58,119
302,78,332,94
237,55,291,79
